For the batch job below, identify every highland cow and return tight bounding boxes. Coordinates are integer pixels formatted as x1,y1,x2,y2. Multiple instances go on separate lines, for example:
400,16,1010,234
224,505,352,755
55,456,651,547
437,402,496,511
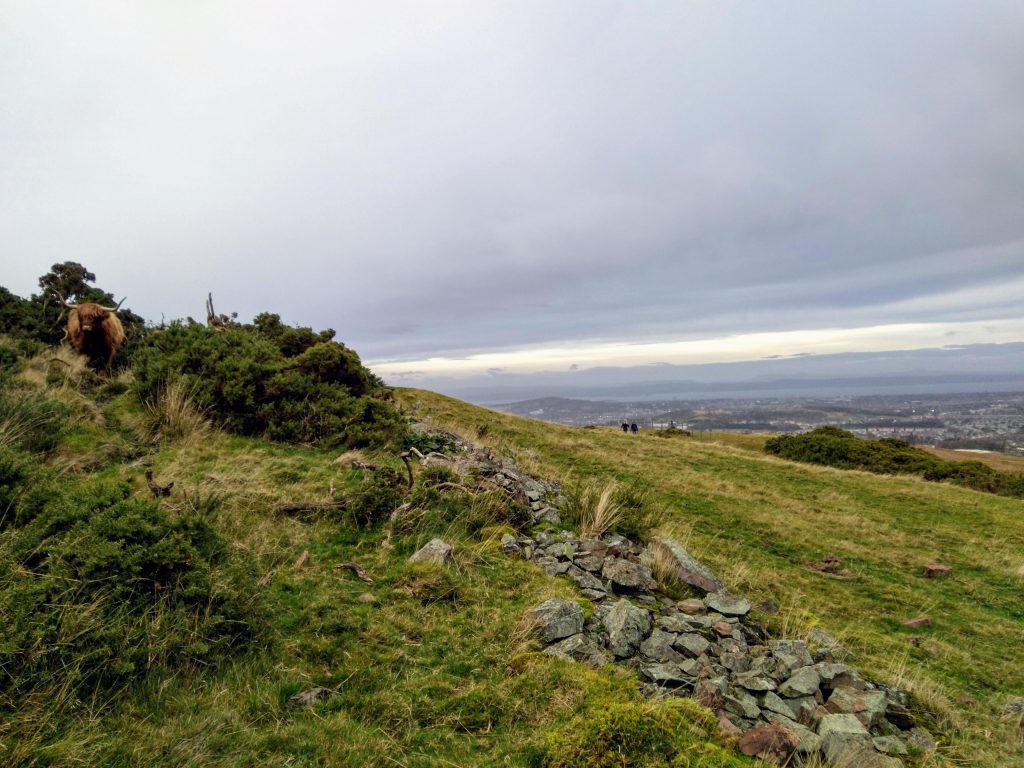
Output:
58,294,126,372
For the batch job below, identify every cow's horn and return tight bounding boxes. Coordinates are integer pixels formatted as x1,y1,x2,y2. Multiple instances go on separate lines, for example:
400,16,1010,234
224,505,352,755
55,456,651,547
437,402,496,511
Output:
54,291,75,308
99,297,126,312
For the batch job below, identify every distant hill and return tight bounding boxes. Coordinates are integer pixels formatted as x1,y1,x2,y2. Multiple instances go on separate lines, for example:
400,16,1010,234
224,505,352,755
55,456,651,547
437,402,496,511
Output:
396,342,1024,404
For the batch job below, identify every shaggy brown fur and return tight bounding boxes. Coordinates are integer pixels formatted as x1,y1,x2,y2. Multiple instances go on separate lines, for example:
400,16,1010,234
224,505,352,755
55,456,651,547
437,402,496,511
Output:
66,302,126,371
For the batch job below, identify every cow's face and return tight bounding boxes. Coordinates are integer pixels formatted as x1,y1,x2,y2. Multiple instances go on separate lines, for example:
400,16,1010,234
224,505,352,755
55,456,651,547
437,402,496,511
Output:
76,304,109,332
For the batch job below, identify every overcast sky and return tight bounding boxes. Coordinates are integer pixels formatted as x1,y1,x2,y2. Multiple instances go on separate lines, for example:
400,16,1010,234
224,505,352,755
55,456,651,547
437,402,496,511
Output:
3,2,1023,384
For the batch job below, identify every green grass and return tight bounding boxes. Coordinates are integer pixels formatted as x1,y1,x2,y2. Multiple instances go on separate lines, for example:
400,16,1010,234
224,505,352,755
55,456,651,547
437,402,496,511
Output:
7,368,1023,766
1,377,752,767
397,388,1024,768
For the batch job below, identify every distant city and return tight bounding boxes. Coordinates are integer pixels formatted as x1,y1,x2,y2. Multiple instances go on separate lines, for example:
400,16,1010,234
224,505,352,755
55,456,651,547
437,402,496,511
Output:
494,392,1024,455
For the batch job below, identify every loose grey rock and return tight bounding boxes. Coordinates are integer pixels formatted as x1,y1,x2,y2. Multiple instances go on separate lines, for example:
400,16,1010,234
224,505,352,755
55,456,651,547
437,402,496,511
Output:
656,615,692,634
779,667,821,698
541,559,571,576
533,506,561,524
673,632,711,658
648,536,725,593
905,727,937,753
579,588,607,601
574,553,605,572
603,599,653,658
872,735,908,756
527,599,584,644
543,633,611,667
723,690,762,720
640,629,684,663
732,670,776,692
408,538,453,564
706,591,752,617
287,686,333,709
761,691,796,719
602,558,657,591
677,597,706,614
500,534,520,556
641,662,694,687
566,564,605,591
825,686,888,729
764,713,822,754
1004,699,1024,715
817,712,869,738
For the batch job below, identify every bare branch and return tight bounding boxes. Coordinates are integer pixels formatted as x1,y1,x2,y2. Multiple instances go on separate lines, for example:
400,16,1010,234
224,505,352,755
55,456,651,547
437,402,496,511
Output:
334,562,374,585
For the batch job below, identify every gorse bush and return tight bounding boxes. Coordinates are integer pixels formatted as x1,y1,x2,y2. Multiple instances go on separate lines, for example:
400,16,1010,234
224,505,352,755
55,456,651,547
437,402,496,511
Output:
347,468,406,527
0,466,258,706
132,323,407,449
765,426,1024,498
0,387,68,455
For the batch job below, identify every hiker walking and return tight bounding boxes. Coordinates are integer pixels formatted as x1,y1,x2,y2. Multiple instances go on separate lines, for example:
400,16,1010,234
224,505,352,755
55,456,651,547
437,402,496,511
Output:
621,419,629,433
630,422,638,435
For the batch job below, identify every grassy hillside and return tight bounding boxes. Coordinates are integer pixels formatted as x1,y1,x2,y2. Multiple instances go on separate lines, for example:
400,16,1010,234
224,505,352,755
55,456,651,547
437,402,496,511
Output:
0,351,750,768
398,389,1024,767
4,333,1023,766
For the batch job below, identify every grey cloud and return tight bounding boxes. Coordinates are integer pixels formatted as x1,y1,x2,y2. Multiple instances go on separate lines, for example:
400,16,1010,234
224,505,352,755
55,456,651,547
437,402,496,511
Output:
1,1,1022,366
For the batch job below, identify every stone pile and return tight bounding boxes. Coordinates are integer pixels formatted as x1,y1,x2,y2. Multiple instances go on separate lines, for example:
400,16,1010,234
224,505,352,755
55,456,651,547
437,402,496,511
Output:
515,527,934,767
417,439,563,525
407,423,935,767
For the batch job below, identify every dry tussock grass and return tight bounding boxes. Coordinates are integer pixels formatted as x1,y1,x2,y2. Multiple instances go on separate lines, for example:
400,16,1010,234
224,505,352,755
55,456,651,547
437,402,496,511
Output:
19,345,90,388
507,612,543,657
578,482,621,538
331,449,367,467
143,380,211,443
641,541,685,591
884,653,964,737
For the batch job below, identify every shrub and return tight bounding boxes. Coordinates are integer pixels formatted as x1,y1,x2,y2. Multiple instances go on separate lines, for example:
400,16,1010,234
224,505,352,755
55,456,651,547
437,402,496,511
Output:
765,426,1024,499
347,468,406,527
0,388,68,454
404,430,459,456
0,479,258,705
653,427,691,438
132,323,407,450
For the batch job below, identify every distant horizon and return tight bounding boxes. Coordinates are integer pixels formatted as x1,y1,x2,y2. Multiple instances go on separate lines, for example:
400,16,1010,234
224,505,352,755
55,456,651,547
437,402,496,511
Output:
386,340,1024,405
